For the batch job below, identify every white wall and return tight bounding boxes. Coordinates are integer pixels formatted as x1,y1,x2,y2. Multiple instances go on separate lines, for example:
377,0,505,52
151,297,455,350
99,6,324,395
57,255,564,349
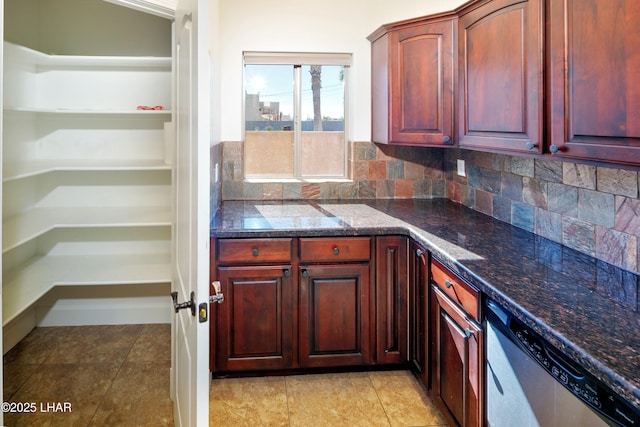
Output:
217,0,467,142
4,0,172,56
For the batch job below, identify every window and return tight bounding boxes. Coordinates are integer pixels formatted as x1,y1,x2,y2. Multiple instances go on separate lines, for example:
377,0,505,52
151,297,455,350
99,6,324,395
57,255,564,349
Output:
243,52,351,180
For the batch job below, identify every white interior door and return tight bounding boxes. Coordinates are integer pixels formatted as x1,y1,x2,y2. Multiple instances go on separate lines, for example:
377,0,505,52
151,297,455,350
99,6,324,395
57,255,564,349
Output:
0,1,4,425
172,0,210,425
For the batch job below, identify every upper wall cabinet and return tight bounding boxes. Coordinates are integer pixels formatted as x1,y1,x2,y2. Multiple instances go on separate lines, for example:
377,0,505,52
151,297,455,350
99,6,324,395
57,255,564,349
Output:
369,15,456,146
457,0,543,154
370,0,640,167
547,0,640,165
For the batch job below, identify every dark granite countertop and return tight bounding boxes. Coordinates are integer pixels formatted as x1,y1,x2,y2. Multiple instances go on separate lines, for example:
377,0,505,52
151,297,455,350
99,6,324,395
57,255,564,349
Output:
211,198,640,410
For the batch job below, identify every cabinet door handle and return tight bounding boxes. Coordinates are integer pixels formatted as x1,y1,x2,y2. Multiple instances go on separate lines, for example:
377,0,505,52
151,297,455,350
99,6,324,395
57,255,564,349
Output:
333,246,340,255
445,280,453,289
252,248,259,257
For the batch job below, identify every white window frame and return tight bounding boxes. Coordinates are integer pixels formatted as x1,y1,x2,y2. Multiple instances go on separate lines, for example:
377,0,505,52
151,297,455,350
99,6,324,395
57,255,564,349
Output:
243,52,352,181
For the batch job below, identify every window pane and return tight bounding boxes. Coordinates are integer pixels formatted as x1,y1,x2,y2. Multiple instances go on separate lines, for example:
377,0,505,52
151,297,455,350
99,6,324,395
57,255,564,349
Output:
244,64,295,178
300,65,346,177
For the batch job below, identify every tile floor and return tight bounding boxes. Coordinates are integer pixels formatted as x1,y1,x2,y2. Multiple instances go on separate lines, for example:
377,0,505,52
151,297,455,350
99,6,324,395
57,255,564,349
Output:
4,325,446,426
3,324,173,426
211,370,447,427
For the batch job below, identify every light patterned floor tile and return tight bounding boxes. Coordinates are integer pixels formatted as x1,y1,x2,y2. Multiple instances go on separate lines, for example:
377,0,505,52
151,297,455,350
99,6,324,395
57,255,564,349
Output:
285,372,390,427
211,376,289,426
369,370,448,427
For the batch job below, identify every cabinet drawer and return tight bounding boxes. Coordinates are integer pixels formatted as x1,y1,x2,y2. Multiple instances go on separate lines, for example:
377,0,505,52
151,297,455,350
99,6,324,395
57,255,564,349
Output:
431,258,479,320
217,238,293,264
299,237,371,262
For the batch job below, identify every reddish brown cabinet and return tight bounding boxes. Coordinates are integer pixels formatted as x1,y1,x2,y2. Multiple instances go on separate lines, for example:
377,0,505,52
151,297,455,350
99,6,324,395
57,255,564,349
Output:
547,0,640,165
369,15,456,146
215,265,294,372
212,236,378,372
409,241,429,386
375,236,409,365
299,263,372,367
213,238,295,372
299,236,372,367
458,0,543,154
430,258,482,427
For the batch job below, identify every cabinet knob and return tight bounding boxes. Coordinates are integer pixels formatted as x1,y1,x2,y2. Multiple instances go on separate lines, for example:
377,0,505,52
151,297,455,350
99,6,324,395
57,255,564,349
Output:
333,246,340,255
283,268,290,278
525,141,537,150
416,249,425,257
445,280,453,289
443,135,451,144
549,144,560,154
252,248,259,257
302,269,309,278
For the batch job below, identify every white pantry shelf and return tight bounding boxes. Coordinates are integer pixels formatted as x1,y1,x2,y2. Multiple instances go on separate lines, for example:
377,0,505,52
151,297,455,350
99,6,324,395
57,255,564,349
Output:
3,106,172,115
3,159,172,182
2,252,172,326
5,41,172,69
2,206,172,253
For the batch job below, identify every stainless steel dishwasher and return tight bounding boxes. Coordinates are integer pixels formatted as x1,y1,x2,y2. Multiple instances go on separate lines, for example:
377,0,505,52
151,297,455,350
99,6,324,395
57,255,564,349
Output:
485,299,640,427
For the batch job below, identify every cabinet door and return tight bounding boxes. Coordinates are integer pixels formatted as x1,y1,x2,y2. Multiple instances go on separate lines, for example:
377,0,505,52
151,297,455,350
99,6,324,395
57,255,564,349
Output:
389,19,456,146
375,236,408,364
548,0,640,165
299,264,372,367
458,0,543,154
215,265,294,372
409,241,429,386
431,286,482,427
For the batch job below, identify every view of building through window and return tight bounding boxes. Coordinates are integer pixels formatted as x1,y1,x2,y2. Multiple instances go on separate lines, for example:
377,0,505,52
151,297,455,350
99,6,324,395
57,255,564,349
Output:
243,55,349,180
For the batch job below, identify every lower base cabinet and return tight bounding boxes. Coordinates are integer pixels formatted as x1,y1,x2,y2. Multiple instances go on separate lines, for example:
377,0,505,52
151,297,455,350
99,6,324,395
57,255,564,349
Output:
211,235,485,426
409,241,429,385
215,265,294,372
430,285,482,427
299,263,372,367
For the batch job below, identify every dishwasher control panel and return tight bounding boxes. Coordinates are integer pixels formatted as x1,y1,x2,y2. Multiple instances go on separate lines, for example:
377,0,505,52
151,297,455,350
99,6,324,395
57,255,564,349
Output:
508,315,639,427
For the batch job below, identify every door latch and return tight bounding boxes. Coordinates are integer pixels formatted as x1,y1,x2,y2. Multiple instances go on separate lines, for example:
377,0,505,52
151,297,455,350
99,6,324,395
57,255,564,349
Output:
171,291,196,316
210,281,224,304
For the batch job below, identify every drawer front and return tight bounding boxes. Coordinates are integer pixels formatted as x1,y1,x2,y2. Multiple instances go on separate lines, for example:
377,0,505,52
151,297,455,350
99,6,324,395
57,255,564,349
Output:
431,258,479,320
217,238,293,264
299,237,371,262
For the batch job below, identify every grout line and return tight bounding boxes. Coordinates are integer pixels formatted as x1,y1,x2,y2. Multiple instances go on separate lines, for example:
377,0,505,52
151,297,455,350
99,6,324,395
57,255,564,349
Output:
366,371,393,427
85,324,145,426
284,375,292,427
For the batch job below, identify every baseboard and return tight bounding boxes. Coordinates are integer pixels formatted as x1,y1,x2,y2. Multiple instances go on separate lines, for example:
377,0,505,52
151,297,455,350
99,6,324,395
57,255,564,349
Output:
35,298,171,326
3,309,37,354
3,284,172,353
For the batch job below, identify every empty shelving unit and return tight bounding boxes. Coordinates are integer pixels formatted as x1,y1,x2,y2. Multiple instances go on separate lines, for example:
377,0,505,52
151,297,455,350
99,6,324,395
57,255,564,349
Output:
2,0,174,350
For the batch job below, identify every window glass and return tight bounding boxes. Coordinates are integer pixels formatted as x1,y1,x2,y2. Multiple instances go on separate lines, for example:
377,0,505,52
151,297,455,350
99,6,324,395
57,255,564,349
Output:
300,65,345,177
243,56,348,180
245,65,295,178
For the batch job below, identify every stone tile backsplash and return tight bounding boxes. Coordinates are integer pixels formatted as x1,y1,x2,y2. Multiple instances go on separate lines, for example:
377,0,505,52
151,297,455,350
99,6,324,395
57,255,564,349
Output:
217,140,640,274
444,148,640,274
220,141,446,201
